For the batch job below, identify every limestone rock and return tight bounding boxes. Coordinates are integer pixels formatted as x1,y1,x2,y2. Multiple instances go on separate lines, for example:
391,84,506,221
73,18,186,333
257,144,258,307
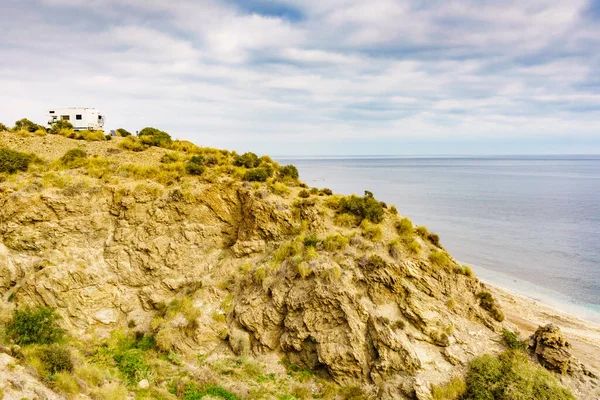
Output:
529,324,573,374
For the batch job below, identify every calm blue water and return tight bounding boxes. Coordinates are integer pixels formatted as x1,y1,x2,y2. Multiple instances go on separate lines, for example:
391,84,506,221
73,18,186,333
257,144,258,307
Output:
278,156,600,323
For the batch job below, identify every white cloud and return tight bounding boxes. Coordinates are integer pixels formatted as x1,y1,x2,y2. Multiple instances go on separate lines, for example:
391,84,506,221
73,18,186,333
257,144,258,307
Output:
0,0,599,154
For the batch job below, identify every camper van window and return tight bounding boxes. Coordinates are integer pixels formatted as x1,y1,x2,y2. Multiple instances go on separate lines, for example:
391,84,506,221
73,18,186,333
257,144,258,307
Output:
61,115,70,121
49,111,55,114
98,116,102,121
76,114,82,120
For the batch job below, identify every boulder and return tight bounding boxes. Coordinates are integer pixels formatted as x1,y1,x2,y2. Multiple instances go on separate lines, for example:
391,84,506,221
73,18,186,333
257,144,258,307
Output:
529,324,572,374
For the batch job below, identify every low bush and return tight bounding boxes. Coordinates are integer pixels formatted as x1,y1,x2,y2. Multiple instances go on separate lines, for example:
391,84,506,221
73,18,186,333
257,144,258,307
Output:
427,232,441,247
14,118,44,132
338,191,384,223
477,291,505,322
50,119,74,134
116,128,131,137
279,164,299,180
389,205,398,214
415,226,429,237
502,329,527,351
396,217,413,237
105,134,112,140
455,264,475,278
183,384,241,400
244,167,271,182
233,152,260,168
360,220,382,241
320,188,333,196
429,250,452,269
431,376,466,400
113,349,149,384
38,344,73,374
6,305,64,345
138,127,172,148
60,148,87,167
323,233,349,252
0,147,33,174
186,157,206,176
464,350,575,399
334,213,358,227
161,152,180,163
0,122,9,131
303,233,319,248
119,136,147,152
298,189,310,198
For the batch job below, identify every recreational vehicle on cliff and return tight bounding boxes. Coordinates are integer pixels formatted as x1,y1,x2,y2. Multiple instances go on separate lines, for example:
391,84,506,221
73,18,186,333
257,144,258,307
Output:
47,108,105,131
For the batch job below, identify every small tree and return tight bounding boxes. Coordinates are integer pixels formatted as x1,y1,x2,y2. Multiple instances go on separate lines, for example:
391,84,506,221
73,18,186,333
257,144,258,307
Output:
279,165,299,180
138,127,172,148
0,148,33,174
6,305,64,345
116,128,131,137
14,118,44,133
50,119,74,133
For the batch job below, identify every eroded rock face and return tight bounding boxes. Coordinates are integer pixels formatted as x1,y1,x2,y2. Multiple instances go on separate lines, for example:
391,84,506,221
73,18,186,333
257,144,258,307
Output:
530,324,573,374
234,248,502,398
0,182,293,334
0,178,503,399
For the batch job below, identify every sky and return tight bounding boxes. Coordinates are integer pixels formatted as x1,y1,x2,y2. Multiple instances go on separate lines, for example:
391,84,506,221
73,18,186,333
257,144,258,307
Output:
1,0,600,155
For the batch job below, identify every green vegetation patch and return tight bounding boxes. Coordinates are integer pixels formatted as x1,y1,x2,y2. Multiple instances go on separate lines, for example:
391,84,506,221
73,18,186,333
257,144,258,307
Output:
6,305,64,345
14,118,44,132
182,384,240,400
244,167,271,182
0,147,33,174
338,191,384,223
502,329,527,351
116,128,131,137
464,350,575,400
233,152,260,168
60,148,87,168
38,344,74,374
279,164,299,180
477,291,505,322
138,127,173,148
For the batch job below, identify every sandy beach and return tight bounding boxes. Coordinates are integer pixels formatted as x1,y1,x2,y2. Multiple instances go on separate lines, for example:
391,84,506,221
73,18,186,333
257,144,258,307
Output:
490,284,600,376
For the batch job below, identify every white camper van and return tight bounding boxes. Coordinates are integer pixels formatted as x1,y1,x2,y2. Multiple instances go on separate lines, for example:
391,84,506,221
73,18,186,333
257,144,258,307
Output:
47,108,105,131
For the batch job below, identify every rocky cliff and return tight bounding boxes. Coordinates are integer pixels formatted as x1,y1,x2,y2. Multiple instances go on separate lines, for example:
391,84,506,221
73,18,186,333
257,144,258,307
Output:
0,130,588,400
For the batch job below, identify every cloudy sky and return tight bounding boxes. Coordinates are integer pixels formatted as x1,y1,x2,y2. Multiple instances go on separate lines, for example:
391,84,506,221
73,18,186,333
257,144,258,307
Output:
1,0,600,155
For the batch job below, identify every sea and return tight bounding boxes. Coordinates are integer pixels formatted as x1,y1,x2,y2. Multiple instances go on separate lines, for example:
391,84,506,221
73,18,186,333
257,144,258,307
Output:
277,155,600,324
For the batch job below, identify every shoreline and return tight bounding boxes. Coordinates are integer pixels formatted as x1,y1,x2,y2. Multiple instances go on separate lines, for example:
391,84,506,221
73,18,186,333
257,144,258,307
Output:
487,283,600,374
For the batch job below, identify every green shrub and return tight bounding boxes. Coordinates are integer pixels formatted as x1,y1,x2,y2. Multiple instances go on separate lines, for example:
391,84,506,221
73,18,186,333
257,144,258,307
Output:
119,136,147,152
60,148,87,167
183,384,240,400
302,233,319,248
320,188,333,196
464,351,576,400
161,152,179,163
339,191,383,223
389,205,398,214
186,159,205,175
431,376,466,400
116,128,131,137
396,217,413,237
38,344,73,374
0,122,9,131
298,189,310,198
50,119,74,134
14,118,44,132
233,152,260,168
6,305,64,345
360,220,382,241
105,134,112,140
427,233,441,247
362,255,386,271
323,233,349,252
244,167,270,182
477,291,505,322
0,147,32,174
138,127,172,148
502,329,527,351
280,164,299,179
113,349,149,384
429,250,452,269
415,225,428,237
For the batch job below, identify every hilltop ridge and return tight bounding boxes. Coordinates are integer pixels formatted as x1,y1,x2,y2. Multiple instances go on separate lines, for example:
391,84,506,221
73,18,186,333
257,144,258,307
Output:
0,127,597,399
